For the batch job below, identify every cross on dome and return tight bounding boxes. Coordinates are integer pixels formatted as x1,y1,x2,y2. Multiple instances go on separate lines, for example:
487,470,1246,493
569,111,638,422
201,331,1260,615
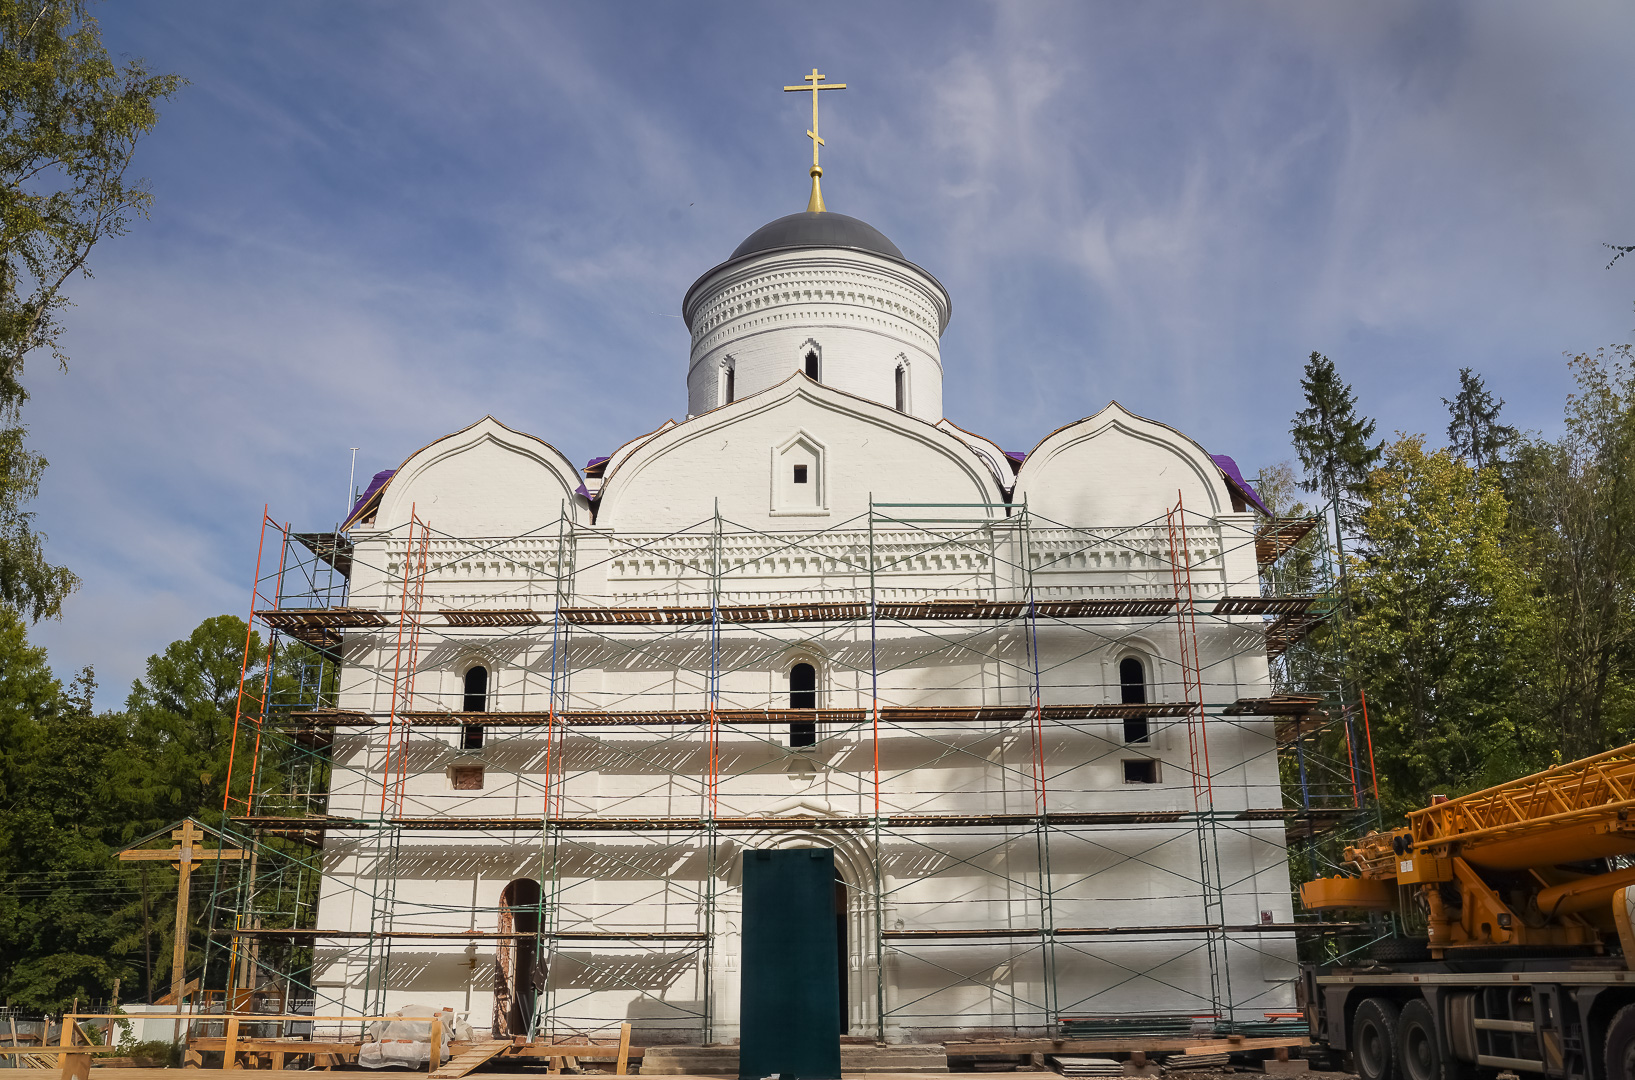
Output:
783,67,846,213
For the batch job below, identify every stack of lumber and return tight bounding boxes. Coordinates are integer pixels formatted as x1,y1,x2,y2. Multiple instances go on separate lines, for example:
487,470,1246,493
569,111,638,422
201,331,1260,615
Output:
1051,1057,1125,1077
1162,1052,1231,1072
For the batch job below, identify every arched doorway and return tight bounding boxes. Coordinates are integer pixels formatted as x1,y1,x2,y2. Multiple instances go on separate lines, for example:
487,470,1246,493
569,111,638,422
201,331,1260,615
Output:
495,879,543,1036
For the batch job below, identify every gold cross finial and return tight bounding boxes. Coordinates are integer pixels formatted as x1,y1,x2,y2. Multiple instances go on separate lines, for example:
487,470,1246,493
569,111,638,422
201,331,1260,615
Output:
783,68,846,212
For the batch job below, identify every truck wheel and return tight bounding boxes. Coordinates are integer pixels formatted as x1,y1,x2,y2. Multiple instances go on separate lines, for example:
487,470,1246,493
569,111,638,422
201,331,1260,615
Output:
1355,997,1401,1080
1397,999,1441,1080
1606,1005,1635,1080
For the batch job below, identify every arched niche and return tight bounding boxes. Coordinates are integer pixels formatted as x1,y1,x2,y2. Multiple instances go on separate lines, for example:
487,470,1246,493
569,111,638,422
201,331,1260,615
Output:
1014,402,1231,527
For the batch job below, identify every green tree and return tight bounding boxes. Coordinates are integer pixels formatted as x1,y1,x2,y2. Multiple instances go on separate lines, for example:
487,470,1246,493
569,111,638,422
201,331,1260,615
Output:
0,611,264,1010
1443,367,1517,472
1507,347,1635,759
1346,436,1541,814
121,614,262,826
0,600,139,1009
0,1,182,620
1290,351,1382,543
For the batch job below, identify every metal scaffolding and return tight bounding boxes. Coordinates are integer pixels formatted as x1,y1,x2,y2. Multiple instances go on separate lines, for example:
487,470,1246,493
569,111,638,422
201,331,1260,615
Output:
191,491,1379,1046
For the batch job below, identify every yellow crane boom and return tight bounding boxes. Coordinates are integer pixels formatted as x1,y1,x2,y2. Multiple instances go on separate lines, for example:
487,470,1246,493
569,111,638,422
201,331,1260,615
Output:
1301,741,1635,957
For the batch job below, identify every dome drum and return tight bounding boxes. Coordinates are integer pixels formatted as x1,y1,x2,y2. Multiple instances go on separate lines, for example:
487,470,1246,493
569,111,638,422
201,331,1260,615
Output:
684,213,950,421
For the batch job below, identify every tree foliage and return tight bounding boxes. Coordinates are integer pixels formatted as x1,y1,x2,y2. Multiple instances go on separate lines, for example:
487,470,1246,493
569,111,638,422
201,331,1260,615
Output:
0,1,181,620
1506,347,1635,759
1346,436,1542,815
0,610,259,1011
1270,345,1635,812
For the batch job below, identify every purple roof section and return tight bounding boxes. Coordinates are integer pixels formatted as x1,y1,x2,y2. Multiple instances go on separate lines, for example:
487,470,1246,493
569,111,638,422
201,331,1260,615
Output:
345,469,396,526
585,456,610,469
575,483,592,500
1210,455,1271,516
1004,450,1027,464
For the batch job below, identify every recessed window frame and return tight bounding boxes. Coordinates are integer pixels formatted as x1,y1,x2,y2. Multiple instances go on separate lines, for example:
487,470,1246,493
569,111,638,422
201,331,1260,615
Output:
770,430,829,518
798,339,823,383
1123,759,1160,784
789,661,817,748
1119,655,1150,744
462,663,489,750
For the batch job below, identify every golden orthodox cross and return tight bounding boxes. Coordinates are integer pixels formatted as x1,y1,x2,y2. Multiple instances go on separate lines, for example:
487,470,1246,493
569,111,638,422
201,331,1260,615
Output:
783,68,846,212
119,820,249,1009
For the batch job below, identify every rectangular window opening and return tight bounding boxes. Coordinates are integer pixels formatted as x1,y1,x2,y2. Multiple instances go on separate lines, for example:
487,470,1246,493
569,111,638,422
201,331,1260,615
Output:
461,724,485,750
452,765,485,790
793,464,808,484
1123,716,1150,744
1123,759,1159,784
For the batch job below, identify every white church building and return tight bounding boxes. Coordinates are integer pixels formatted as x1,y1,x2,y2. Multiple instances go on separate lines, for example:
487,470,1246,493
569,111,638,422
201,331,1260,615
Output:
299,193,1301,1046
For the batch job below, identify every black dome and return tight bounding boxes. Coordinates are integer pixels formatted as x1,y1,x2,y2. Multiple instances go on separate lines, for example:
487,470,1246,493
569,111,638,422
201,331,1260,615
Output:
730,211,903,261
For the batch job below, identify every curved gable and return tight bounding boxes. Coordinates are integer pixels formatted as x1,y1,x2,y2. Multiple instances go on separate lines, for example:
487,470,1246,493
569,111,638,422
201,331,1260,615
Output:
597,375,1006,531
1013,402,1231,527
374,416,589,534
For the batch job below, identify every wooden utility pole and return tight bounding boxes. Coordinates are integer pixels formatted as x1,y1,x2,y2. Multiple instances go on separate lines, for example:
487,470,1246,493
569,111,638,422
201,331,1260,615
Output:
118,821,248,1009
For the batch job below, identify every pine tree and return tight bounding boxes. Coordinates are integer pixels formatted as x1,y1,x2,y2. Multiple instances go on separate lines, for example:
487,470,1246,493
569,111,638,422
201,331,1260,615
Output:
1290,351,1382,538
1443,367,1517,471
65,664,95,715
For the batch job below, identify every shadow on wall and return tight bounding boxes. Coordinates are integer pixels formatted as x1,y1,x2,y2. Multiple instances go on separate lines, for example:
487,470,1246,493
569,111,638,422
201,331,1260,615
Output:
545,950,700,992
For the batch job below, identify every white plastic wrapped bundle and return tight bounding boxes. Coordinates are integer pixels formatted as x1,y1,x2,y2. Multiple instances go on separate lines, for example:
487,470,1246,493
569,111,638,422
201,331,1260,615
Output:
358,1005,456,1070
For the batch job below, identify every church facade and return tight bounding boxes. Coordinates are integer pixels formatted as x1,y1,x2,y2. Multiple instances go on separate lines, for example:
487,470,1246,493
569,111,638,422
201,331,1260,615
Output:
307,204,1298,1045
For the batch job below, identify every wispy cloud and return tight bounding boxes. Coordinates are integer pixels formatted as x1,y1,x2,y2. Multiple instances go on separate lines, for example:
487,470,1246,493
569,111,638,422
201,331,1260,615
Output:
20,0,1635,704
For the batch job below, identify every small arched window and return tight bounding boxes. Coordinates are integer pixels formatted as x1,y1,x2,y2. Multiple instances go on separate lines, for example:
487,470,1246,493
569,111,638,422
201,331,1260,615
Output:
894,365,906,412
462,665,488,750
804,351,820,381
1119,657,1149,744
724,362,736,405
790,662,816,747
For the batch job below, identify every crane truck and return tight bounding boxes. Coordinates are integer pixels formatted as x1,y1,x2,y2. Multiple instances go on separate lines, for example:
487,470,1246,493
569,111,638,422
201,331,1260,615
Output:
1297,743,1635,1080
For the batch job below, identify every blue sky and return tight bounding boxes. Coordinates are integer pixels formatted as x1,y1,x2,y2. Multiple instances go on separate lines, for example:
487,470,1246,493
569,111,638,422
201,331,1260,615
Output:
22,2,1635,706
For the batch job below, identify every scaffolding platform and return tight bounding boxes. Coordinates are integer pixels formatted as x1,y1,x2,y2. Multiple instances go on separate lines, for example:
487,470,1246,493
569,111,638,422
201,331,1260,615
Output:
439,608,543,627
1265,610,1329,658
254,606,388,649
1254,517,1321,566
883,922,1368,940
232,808,1311,833
223,929,707,942
288,702,1204,729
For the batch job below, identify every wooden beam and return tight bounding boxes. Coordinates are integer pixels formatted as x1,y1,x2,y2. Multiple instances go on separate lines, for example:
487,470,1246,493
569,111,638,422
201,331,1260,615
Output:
118,848,248,862
171,822,196,1022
